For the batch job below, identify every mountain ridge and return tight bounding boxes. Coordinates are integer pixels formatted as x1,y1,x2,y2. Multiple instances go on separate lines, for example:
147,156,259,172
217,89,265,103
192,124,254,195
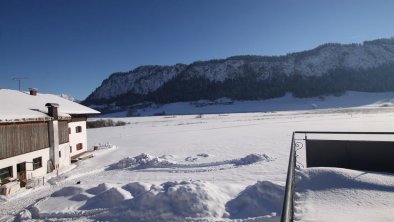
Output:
83,37,394,112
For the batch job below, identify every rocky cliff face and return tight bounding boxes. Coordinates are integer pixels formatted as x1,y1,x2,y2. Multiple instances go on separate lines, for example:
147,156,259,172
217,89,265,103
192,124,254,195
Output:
90,64,187,100
84,38,394,107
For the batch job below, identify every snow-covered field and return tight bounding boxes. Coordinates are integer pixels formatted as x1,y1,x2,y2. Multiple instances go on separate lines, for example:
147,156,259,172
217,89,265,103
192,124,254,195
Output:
100,91,394,117
1,93,394,221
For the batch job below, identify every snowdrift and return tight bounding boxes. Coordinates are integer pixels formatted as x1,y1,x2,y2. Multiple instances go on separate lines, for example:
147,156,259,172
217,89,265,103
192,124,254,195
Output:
112,153,177,170
32,180,283,221
226,181,284,219
51,186,83,197
105,180,229,221
81,186,131,210
109,153,273,171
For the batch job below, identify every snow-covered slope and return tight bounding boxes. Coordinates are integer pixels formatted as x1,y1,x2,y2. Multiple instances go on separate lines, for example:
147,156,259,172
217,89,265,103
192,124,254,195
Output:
97,91,394,117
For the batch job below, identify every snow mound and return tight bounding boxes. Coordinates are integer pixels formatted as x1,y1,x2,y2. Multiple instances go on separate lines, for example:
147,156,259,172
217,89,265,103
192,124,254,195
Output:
121,182,149,197
51,186,83,197
159,154,176,159
15,209,32,221
86,183,112,195
231,154,273,166
111,153,273,171
102,180,228,221
70,193,91,201
226,181,284,219
113,153,176,169
80,187,131,210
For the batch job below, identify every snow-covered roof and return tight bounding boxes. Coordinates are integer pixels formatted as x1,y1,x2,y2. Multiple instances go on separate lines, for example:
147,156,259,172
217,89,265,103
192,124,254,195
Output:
0,89,100,123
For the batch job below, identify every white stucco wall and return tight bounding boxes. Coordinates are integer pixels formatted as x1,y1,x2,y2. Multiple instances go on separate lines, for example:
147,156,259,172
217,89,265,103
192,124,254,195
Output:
0,148,50,180
58,143,71,169
68,121,88,156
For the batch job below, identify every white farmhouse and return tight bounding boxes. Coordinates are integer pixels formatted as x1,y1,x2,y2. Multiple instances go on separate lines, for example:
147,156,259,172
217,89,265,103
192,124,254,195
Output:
0,89,99,188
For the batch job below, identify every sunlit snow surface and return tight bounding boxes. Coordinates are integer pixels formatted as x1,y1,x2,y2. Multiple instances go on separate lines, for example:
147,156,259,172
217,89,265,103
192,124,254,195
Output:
294,168,394,222
99,91,394,117
1,96,394,221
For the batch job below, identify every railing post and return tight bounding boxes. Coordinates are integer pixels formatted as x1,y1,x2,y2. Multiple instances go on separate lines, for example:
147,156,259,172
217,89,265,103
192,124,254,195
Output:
281,132,296,222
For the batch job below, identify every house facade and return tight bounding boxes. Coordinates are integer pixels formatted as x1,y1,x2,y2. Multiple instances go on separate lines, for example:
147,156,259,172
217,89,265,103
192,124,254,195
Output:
0,89,99,184
68,115,89,160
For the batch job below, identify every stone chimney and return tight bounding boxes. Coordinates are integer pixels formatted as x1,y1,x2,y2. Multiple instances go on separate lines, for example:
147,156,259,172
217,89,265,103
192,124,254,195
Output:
45,103,59,120
29,88,38,96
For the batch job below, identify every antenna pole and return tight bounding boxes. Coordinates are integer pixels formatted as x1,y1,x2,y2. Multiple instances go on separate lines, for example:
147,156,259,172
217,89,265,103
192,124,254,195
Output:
12,77,28,91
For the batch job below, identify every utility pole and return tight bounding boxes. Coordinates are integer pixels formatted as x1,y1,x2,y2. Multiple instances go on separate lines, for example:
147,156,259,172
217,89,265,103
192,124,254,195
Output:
12,77,28,91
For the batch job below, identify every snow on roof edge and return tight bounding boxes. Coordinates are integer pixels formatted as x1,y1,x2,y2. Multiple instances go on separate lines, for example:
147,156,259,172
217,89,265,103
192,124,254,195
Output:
0,116,71,124
0,89,100,122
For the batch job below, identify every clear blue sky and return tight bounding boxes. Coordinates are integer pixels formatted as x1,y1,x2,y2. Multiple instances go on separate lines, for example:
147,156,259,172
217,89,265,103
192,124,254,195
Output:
1,0,394,100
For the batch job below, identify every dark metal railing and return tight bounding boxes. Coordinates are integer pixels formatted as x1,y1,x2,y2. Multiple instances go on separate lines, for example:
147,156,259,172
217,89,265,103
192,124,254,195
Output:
280,131,394,222
280,132,296,222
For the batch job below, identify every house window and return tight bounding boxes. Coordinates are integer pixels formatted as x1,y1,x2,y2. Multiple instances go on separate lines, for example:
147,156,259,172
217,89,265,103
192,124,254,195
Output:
76,143,83,151
0,166,13,180
68,127,71,134
33,157,42,170
76,126,82,133
17,163,25,172
59,151,61,158
70,146,72,153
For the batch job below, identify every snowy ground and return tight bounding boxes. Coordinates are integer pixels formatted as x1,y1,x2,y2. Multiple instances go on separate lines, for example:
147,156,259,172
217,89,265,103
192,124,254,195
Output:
100,91,394,117
1,93,394,221
294,168,394,222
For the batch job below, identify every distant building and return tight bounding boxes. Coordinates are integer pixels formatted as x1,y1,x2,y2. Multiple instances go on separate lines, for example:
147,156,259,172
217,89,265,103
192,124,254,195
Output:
0,89,99,185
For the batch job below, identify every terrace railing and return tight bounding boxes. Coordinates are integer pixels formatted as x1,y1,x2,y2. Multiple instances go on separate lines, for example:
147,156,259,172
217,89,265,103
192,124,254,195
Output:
280,131,394,222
